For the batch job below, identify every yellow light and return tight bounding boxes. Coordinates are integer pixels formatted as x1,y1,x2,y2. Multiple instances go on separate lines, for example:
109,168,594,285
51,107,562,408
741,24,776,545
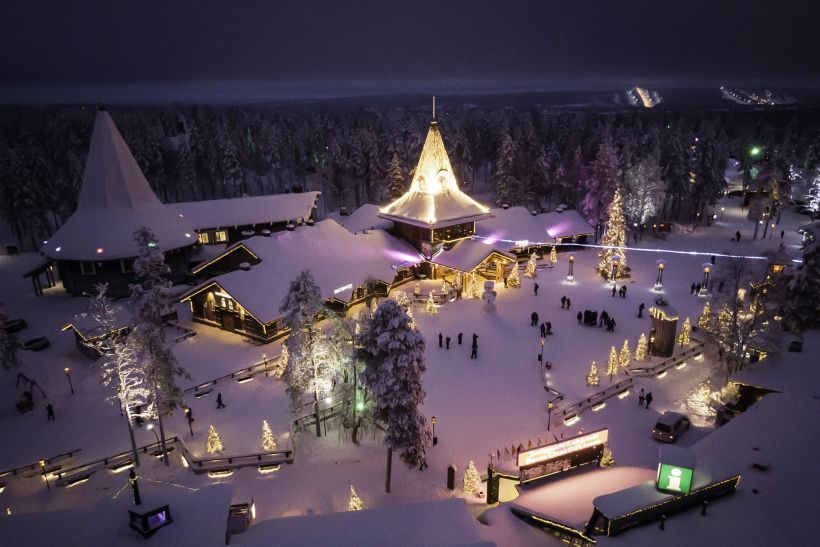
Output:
694,354,704,361
64,368,70,374
236,376,254,384
657,371,668,379
251,501,257,520
564,414,580,426
208,469,233,478
617,390,630,399
65,476,90,488
591,402,606,412
258,464,280,474
180,456,189,468
675,362,687,370
108,461,134,474
0,484,5,493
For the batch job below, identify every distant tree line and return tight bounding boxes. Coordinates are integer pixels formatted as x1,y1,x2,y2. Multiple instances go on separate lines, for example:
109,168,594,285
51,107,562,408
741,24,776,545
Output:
1,103,818,248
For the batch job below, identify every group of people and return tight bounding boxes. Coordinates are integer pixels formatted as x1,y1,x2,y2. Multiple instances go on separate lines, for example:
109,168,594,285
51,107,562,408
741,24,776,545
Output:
638,388,654,409
611,285,628,298
439,331,480,359
577,309,618,332
559,295,572,309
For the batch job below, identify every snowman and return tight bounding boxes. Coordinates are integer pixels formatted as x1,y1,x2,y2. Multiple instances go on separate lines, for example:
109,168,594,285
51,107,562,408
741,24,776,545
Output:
481,280,497,314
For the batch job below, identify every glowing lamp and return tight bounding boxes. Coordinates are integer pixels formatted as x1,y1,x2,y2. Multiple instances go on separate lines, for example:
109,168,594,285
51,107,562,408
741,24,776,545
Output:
96,247,104,254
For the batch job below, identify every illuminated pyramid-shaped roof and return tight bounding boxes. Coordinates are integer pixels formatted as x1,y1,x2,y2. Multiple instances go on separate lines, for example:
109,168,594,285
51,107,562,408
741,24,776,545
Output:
42,108,194,261
379,121,492,228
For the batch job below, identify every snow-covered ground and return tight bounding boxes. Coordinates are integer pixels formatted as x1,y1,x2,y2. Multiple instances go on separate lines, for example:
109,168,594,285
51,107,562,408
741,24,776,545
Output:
0,194,813,546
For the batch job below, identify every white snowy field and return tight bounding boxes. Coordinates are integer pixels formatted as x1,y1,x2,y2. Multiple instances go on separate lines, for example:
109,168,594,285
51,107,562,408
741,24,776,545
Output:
0,194,812,545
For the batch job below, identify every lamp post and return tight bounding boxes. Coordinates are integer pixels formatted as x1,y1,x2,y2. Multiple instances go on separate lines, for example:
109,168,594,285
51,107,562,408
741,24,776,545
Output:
769,223,775,239
720,207,725,221
431,416,437,446
655,259,666,291
547,401,555,431
701,263,712,293
147,424,163,463
566,254,575,280
64,367,74,395
39,460,50,492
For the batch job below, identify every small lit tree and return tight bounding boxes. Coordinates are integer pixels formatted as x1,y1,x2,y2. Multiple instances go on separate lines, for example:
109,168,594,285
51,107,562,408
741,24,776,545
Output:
270,345,287,379
524,253,538,278
507,264,521,288
348,485,363,511
463,461,481,495
606,347,619,381
619,339,631,372
677,317,692,347
698,302,712,330
586,361,600,386
599,446,615,467
549,246,558,265
597,189,627,279
635,333,648,361
261,420,277,451
426,292,438,315
207,424,224,454
465,273,480,298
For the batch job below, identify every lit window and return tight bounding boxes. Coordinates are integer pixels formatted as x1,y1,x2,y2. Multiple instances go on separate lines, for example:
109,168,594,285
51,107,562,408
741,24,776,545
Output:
215,230,228,243
198,232,210,245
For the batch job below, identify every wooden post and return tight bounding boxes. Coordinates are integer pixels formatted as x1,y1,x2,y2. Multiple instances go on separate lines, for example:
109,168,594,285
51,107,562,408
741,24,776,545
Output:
385,447,393,493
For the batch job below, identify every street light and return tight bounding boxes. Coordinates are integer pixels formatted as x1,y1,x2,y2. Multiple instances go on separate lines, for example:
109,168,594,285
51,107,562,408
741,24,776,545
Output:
720,207,725,221
64,367,74,395
547,401,555,431
431,416,437,446
147,424,163,462
749,146,762,157
701,263,712,292
655,259,666,291
39,459,50,492
566,254,575,280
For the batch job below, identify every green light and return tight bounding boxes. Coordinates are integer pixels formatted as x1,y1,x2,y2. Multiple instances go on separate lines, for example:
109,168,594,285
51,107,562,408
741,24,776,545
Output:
657,463,694,494
750,146,762,157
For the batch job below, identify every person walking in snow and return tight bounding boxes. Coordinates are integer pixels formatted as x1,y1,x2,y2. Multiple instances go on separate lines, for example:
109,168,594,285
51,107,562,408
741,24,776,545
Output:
533,283,539,296
439,333,443,348
445,336,451,350
612,286,617,297
546,321,552,335
644,391,653,409
566,298,571,310
599,311,607,327
503,276,508,288
458,332,463,345
216,393,225,409
540,322,546,337
621,285,627,298
610,318,617,332
638,388,645,406
638,302,645,317
561,296,567,309
695,283,701,294
577,311,583,324
46,403,55,421
690,283,696,295
735,230,741,242
531,311,539,327
470,334,479,359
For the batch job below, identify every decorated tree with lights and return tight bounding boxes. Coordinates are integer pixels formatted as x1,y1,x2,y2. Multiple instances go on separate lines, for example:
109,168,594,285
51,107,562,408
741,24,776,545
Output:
599,446,615,467
698,302,712,330
261,420,277,451
465,273,480,298
426,292,437,315
0,302,20,371
524,253,538,278
549,246,558,265
356,299,431,493
597,189,628,279
269,344,287,379
348,485,363,511
463,461,482,496
606,347,619,381
207,424,224,454
619,339,631,372
677,317,692,346
586,361,600,386
635,333,648,361
392,290,410,309
507,264,521,288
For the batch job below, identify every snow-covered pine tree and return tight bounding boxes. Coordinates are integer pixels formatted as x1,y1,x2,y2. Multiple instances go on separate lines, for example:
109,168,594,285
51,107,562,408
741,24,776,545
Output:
524,253,538,278
348,485,363,511
463,461,482,496
129,227,188,465
597,189,628,279
586,361,600,386
269,344,286,379
207,424,224,454
582,136,619,228
261,420,277,451
221,133,243,198
678,318,692,346
606,347,619,381
549,246,558,265
622,156,664,225
635,333,648,361
507,264,521,288
356,300,431,492
386,152,405,201
426,292,437,315
496,134,519,206
698,302,712,330
619,340,631,372
279,270,341,436
781,237,820,332
0,302,19,370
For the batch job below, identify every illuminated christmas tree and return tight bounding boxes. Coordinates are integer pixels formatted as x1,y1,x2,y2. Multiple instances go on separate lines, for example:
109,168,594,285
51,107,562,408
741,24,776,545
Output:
207,424,224,454
413,282,421,297
606,347,619,381
677,317,692,347
597,189,627,279
549,246,558,265
524,253,538,278
635,333,648,361
348,485,363,511
507,264,521,288
619,339,631,371
463,461,481,495
599,446,615,467
465,273,480,298
261,420,277,451
698,302,712,330
717,303,733,345
586,361,600,386
426,292,438,315
392,290,410,309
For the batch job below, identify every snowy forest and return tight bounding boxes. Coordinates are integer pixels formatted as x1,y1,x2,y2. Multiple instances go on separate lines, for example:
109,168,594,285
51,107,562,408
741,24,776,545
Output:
1,103,819,248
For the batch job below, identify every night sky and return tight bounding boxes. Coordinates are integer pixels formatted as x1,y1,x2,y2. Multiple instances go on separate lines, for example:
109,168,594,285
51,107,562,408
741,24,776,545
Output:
2,0,819,100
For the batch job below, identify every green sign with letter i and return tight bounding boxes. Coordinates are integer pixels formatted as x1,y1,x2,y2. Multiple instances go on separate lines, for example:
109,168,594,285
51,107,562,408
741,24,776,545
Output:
656,463,694,494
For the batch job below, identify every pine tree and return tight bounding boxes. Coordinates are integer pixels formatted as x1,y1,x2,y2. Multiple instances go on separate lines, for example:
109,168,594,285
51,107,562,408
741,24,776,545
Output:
635,333,648,361
270,344,287,379
524,253,538,278
348,485,363,511
426,292,438,315
549,246,558,265
597,189,628,279
606,347,619,381
622,156,665,225
356,300,431,492
586,361,600,386
582,136,619,227
619,340,631,372
507,264,521,288
496,134,519,206
463,461,482,495
207,424,224,454
0,303,20,370
261,420,277,451
386,152,405,201
698,302,712,330
677,317,692,347
782,238,820,332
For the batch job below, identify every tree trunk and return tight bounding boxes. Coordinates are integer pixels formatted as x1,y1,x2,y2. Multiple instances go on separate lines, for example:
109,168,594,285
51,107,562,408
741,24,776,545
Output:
314,397,321,437
385,447,393,493
126,416,141,467
157,405,170,466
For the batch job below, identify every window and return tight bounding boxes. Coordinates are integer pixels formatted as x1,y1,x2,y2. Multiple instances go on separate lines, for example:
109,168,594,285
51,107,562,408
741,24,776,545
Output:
198,232,210,245
214,230,228,243
80,261,96,275
120,259,134,273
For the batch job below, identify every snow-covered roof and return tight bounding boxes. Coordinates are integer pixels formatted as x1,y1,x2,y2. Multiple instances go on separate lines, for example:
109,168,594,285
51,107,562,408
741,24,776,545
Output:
476,207,593,247
379,122,492,228
330,203,394,233
432,239,515,273
42,109,195,261
174,192,319,231
182,220,421,323
730,334,820,396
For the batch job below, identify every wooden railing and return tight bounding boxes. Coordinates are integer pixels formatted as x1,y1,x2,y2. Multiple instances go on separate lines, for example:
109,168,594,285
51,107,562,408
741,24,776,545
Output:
185,352,284,394
0,448,82,479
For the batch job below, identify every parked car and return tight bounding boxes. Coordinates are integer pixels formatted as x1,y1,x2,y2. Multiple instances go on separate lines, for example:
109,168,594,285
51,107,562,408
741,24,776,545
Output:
652,412,691,443
20,337,50,351
1,318,28,334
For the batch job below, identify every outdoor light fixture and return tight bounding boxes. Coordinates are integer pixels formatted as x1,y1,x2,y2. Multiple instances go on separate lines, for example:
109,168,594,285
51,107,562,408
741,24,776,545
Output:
617,389,630,399
566,254,575,280
655,259,666,291
701,263,711,290
750,146,762,157
64,368,74,395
